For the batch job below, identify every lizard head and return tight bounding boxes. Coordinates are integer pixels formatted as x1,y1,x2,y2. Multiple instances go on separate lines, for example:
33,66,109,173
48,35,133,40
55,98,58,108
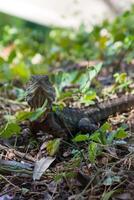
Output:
26,75,55,110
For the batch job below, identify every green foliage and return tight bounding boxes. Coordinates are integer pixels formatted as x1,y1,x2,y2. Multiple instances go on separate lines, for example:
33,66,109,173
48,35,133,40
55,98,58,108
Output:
89,122,112,145
0,122,21,138
53,63,102,104
73,134,90,142
112,72,132,93
101,190,117,200
73,122,128,164
16,107,46,122
1,6,134,81
90,122,128,145
73,122,128,145
46,138,61,156
0,11,132,200
88,142,98,163
0,101,47,138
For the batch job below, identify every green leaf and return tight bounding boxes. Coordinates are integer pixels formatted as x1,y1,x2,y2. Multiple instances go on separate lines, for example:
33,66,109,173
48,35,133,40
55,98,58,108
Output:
8,50,16,63
114,128,128,139
11,62,30,80
46,138,61,156
0,122,21,138
88,142,98,163
16,111,35,121
114,73,127,84
16,100,47,122
99,122,112,145
28,107,46,122
80,90,96,106
73,134,90,142
89,131,101,143
0,56,5,64
100,122,112,132
80,63,102,92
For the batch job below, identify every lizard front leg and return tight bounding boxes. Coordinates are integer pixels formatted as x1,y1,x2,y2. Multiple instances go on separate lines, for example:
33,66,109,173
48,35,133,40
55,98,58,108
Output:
78,118,98,134
42,112,66,138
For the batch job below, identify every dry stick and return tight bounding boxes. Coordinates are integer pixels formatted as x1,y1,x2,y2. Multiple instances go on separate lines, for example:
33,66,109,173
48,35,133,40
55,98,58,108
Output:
0,96,26,106
75,170,101,200
0,186,19,197
51,183,58,200
62,139,91,175
0,144,35,162
0,174,20,192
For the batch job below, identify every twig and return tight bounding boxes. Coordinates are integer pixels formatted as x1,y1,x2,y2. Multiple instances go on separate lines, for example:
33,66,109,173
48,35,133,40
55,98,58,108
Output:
75,171,101,200
0,144,35,162
0,174,20,191
0,97,26,106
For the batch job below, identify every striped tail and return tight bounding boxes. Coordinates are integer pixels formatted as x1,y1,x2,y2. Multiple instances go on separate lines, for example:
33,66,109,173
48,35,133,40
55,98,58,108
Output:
87,94,134,122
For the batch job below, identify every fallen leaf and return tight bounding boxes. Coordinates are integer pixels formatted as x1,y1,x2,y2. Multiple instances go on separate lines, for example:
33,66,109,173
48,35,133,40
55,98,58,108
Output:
33,156,55,180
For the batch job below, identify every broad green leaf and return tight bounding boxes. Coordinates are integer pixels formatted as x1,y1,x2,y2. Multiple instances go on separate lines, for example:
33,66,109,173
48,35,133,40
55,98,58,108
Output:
26,108,45,121
0,57,5,64
16,110,35,121
0,122,21,138
114,73,127,84
100,122,112,132
46,139,61,156
73,134,90,142
16,100,47,122
80,90,96,105
89,122,112,144
114,128,128,139
88,142,98,163
80,63,102,92
99,122,112,145
89,131,101,143
8,50,16,63
11,62,30,80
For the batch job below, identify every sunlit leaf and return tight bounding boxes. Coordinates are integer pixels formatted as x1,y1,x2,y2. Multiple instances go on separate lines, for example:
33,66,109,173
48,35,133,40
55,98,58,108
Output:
88,142,98,163
89,131,101,143
0,122,21,138
114,128,128,139
46,139,61,156
73,134,90,142
16,100,47,122
11,62,30,80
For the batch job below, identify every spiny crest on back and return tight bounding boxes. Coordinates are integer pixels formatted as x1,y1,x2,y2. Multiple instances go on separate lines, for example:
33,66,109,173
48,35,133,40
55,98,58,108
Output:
26,75,55,110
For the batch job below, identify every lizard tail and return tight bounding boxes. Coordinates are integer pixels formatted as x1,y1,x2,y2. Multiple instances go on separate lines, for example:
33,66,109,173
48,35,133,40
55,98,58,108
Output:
88,94,134,122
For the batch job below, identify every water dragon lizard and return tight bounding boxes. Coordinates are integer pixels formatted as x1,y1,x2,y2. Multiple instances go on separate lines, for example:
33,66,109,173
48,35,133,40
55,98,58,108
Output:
26,75,134,137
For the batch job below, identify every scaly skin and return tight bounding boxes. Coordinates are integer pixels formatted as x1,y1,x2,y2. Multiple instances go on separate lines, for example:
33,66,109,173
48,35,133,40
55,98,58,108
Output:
26,75,134,137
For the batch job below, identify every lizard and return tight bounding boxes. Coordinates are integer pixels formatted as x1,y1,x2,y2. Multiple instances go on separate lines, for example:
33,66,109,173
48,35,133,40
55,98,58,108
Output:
26,75,134,137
